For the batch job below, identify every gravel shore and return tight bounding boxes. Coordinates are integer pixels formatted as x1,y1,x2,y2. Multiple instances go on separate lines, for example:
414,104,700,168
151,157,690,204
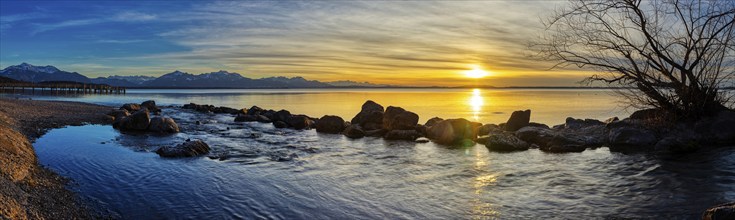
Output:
0,97,113,219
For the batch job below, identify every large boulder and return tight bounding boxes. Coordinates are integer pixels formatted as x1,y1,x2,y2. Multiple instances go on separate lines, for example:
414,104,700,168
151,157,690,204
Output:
383,106,419,130
273,120,289,128
274,110,292,123
343,125,366,139
608,127,657,150
424,117,444,127
351,100,384,130
212,106,239,114
141,100,160,112
120,103,141,112
426,118,479,145
515,126,587,153
247,106,264,115
504,110,531,131
106,109,130,120
384,129,421,141
479,124,501,136
256,115,271,123
703,202,735,220
119,109,151,131
148,117,180,133
288,115,313,130
564,117,604,129
156,140,210,157
316,115,345,134
483,133,530,152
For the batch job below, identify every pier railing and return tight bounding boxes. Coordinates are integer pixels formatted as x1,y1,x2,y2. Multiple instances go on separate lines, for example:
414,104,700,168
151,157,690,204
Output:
0,81,126,95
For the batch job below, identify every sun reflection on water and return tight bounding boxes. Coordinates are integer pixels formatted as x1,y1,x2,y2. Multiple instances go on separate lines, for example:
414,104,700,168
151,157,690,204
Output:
470,146,500,218
469,89,484,121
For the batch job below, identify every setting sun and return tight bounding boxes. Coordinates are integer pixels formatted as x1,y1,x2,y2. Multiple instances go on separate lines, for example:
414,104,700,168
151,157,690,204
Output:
464,66,490,78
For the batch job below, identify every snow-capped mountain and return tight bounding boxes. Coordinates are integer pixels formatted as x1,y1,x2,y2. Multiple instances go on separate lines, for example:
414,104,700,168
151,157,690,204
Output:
91,75,156,87
0,63,91,83
326,80,394,87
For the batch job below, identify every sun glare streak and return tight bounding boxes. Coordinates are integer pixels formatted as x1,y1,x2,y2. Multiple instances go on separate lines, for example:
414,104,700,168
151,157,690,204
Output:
469,89,484,121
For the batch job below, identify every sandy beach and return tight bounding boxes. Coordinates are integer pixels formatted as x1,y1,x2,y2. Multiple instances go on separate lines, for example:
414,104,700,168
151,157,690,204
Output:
0,98,112,219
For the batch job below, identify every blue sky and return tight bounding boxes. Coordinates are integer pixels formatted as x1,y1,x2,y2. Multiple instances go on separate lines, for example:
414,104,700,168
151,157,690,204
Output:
0,0,586,86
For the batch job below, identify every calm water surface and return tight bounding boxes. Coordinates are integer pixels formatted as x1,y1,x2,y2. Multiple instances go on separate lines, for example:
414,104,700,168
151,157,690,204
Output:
33,107,735,219
7,88,627,125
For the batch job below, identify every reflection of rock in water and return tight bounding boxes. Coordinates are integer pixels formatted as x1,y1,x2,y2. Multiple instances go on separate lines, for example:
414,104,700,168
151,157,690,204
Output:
113,107,323,163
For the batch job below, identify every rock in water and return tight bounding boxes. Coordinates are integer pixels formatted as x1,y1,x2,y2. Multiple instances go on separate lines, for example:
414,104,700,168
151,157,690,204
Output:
383,106,419,130
384,129,421,141
120,103,141,112
351,100,384,129
273,120,289,128
141,100,159,112
148,117,180,133
316,115,345,134
343,124,365,139
274,110,292,123
424,117,444,127
479,124,501,136
483,133,530,152
608,127,657,151
504,109,531,131
119,109,151,131
702,202,735,220
156,140,210,157
288,115,313,130
426,118,479,145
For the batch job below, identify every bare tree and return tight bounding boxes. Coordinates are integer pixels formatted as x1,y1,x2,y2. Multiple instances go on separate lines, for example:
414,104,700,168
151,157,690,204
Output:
535,0,735,119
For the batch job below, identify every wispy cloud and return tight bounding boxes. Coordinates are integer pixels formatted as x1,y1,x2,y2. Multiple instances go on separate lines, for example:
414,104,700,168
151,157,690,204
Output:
30,11,157,35
133,1,568,85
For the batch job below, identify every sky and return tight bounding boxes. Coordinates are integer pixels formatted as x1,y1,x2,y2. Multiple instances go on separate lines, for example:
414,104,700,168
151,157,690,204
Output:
0,0,590,87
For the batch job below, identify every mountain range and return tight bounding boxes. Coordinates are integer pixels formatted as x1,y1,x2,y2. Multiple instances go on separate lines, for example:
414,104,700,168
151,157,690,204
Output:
0,63,394,88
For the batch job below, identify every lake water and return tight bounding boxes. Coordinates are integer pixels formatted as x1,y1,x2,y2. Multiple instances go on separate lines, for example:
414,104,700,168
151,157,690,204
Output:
5,88,627,126
22,89,735,219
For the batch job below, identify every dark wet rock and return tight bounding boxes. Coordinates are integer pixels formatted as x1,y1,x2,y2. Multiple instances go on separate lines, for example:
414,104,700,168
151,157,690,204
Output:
527,122,550,129
119,109,151,131
654,134,700,153
274,110,292,123
273,120,289,128
516,126,589,153
483,133,530,152
156,140,210,157
629,108,662,120
148,117,180,133
247,106,264,115
695,110,735,145
479,124,500,135
106,109,130,120
541,134,587,153
415,124,427,136
702,202,735,220
351,100,384,128
213,106,239,114
383,106,419,130
234,114,258,122
141,100,160,112
604,117,619,124
384,129,421,141
343,125,365,139
426,118,479,145
504,109,531,131
256,115,272,123
564,117,604,129
316,115,345,134
120,103,141,112
288,115,313,130
424,117,444,127
365,129,387,137
516,126,555,145
608,127,657,151
237,108,248,115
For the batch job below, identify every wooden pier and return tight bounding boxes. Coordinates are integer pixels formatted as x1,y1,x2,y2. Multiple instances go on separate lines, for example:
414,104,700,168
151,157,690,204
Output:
0,81,126,95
